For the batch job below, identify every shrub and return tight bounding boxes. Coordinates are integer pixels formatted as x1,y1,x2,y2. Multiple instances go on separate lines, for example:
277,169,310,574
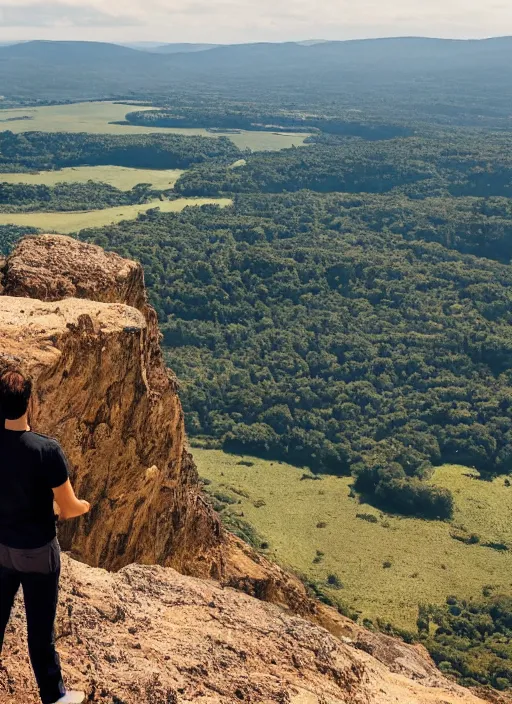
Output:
356,513,379,524
327,573,343,589
374,477,454,520
313,550,325,564
213,491,238,505
451,531,480,545
483,541,509,551
229,486,250,498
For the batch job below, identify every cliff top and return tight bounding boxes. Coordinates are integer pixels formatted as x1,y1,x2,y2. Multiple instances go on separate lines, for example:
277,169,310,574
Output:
1,233,144,307
0,555,490,704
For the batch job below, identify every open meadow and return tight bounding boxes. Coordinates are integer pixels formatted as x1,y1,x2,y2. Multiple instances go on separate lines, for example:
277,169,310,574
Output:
0,165,185,191
0,197,232,233
0,102,310,151
194,448,512,629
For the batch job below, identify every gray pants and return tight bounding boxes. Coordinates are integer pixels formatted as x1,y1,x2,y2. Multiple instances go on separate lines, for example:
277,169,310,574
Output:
0,538,60,575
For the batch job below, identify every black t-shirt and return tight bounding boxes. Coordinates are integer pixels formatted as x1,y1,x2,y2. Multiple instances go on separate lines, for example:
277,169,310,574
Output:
0,429,69,549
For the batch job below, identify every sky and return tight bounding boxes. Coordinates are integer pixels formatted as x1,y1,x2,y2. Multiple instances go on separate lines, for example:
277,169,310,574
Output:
0,0,510,44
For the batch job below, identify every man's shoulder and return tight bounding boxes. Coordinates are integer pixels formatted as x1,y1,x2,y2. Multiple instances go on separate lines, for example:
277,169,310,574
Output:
23,431,62,451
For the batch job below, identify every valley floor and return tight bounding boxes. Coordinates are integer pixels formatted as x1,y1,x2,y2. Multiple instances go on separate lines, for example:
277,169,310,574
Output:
194,448,512,629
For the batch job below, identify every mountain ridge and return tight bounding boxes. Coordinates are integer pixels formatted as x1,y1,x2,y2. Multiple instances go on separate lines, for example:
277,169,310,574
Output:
1,36,510,109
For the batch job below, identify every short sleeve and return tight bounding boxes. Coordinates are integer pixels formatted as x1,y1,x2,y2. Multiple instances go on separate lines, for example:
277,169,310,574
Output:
45,441,70,489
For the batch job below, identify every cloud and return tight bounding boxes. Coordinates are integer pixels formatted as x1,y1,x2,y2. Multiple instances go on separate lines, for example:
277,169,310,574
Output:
0,0,511,41
0,2,138,27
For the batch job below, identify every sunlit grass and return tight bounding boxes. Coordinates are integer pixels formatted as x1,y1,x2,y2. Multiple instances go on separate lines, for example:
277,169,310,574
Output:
0,197,232,234
194,448,512,629
0,165,185,191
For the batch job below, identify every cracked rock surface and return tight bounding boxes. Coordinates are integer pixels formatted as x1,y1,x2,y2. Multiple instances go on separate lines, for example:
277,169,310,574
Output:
0,556,493,704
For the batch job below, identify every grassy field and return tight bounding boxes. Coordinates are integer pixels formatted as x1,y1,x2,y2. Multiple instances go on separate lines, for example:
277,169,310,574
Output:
0,102,310,151
194,448,512,629
0,166,185,191
0,197,232,234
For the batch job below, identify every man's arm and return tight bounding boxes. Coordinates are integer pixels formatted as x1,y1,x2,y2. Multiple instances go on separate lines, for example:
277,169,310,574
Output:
53,480,90,521
46,440,90,520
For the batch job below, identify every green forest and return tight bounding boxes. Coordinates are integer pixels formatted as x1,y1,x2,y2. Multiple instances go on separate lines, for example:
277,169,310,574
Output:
174,132,512,199
0,225,40,255
1,39,511,131
419,594,512,690
0,131,240,172
0,181,158,212
76,189,512,521
123,107,412,140
2,118,512,525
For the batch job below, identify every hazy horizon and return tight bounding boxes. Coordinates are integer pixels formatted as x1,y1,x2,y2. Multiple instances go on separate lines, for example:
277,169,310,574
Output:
0,0,510,45
1,35,511,48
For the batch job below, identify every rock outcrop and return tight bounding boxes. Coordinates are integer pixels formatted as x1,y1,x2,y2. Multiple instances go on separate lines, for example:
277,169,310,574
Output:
0,555,492,704
0,234,225,575
0,235,499,703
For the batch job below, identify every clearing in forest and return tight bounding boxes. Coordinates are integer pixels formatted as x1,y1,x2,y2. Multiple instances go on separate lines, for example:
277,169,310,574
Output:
0,166,185,191
0,102,310,151
194,448,512,629
0,197,232,234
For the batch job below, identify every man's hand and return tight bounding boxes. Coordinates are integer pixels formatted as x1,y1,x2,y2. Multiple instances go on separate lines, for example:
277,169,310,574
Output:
53,480,91,520
79,499,91,514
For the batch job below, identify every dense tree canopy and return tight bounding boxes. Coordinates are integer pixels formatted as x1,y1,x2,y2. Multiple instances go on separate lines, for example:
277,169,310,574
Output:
75,192,512,519
175,133,512,199
0,225,40,255
0,181,158,212
0,131,240,173
419,594,512,690
123,107,412,140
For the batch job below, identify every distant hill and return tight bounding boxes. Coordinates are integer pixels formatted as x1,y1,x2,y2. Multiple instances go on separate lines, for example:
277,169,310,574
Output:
149,43,220,54
120,42,219,53
0,37,511,125
0,39,148,62
119,41,169,50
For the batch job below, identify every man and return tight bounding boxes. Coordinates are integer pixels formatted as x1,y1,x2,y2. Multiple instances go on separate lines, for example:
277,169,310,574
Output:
0,369,90,704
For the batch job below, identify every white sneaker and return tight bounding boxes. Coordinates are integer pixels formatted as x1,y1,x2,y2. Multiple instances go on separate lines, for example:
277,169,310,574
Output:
52,692,85,704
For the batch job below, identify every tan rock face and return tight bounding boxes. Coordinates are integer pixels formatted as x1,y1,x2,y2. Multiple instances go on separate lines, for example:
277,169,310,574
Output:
0,555,491,704
2,233,168,391
0,236,225,575
2,234,145,308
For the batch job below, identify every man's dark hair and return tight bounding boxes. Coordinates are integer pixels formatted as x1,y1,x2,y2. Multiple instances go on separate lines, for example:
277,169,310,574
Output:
0,369,32,420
